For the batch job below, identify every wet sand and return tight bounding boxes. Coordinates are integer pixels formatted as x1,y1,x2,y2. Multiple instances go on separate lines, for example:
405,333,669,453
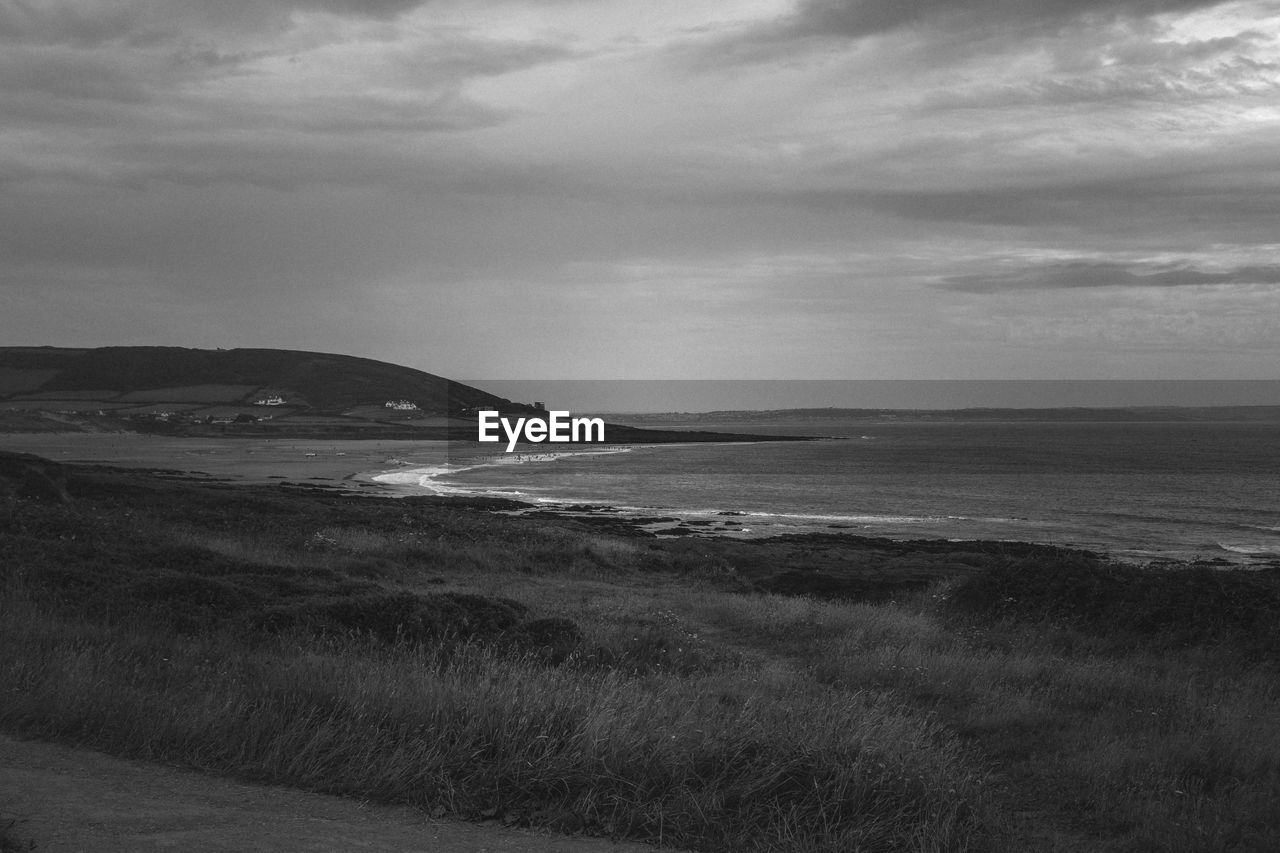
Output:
0,433,453,493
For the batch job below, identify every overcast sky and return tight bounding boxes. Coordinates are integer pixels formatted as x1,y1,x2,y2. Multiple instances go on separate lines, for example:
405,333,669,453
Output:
3,0,1279,380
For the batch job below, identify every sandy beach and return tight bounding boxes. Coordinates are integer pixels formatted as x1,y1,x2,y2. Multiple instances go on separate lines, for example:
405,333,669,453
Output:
0,432,451,493
0,433,639,501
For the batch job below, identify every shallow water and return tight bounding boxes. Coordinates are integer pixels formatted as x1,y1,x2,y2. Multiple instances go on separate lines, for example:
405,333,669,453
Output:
377,420,1280,565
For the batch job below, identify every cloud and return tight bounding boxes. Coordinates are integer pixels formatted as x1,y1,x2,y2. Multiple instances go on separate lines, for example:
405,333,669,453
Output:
848,167,1280,241
0,2,146,47
703,0,1240,64
0,0,432,47
919,52,1280,112
291,0,428,18
792,0,1229,38
940,278,1280,373
2,0,1279,379
939,259,1280,292
413,36,576,72
0,47,151,104
0,2,580,191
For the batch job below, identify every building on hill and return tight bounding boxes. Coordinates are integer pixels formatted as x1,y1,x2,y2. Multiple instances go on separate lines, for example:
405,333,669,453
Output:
254,395,285,406
385,400,419,411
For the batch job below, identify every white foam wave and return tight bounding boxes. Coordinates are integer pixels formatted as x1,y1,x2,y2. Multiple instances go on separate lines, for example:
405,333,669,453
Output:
740,510,951,525
370,446,634,497
1217,542,1280,556
371,465,453,485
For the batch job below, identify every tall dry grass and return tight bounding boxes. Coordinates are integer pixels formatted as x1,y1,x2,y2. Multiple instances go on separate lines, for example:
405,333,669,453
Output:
686,591,1280,852
5,464,1279,851
0,589,989,853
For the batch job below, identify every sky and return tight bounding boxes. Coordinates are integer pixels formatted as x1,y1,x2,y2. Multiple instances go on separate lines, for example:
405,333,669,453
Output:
3,0,1280,382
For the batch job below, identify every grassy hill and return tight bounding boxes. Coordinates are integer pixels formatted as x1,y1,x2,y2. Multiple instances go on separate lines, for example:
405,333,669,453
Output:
5,453,1279,851
0,346,515,415
0,346,801,443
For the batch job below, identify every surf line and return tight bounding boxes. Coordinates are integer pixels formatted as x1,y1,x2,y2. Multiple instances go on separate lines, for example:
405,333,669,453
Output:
478,410,605,452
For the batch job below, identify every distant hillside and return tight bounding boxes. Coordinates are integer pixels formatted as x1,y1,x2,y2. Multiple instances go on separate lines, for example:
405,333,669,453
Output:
612,405,1280,424
0,346,515,414
0,347,804,443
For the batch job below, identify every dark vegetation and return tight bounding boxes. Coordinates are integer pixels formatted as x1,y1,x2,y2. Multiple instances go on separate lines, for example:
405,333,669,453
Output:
4,467,557,653
0,345,505,413
946,554,1280,659
0,346,808,443
3,449,1279,852
0,819,35,853
0,451,71,503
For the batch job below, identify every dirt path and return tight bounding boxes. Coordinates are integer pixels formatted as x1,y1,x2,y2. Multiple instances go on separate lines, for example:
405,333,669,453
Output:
0,735,668,853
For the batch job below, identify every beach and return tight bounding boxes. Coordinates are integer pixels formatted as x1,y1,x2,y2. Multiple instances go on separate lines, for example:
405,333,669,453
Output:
6,423,1280,565
0,432,443,493
369,446,637,497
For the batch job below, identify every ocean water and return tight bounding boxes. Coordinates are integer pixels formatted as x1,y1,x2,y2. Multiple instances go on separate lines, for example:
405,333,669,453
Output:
372,420,1280,565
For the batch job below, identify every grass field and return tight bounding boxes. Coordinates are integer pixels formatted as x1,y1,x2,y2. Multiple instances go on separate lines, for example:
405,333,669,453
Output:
2,454,1278,851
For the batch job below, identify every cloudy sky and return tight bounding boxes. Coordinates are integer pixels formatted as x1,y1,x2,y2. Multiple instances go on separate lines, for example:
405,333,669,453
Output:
3,0,1279,380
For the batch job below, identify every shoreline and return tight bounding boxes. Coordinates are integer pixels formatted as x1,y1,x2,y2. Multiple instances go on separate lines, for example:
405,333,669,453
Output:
360,442,1278,569
368,445,640,498
0,431,446,495
4,432,1275,570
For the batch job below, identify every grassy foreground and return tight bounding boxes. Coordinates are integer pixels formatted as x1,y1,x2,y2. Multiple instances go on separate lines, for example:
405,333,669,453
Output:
2,454,1279,851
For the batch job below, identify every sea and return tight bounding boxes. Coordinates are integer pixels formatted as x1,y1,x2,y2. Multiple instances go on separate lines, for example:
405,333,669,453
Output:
371,419,1280,567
